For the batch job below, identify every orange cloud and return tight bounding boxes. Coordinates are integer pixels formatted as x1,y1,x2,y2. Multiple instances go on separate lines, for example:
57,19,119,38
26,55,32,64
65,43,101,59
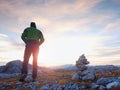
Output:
0,0,103,21
0,0,104,34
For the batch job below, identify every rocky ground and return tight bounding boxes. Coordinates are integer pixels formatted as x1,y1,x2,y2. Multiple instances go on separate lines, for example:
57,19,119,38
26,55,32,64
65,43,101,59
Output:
0,60,120,90
0,67,120,90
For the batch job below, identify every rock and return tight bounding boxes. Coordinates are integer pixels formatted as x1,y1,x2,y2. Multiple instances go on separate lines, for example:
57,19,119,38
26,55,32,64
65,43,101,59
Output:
71,83,79,89
77,65,88,71
13,86,23,90
0,60,33,74
91,83,99,89
106,81,120,89
82,72,95,81
76,54,89,65
99,85,106,90
0,82,9,90
0,66,5,73
72,54,95,81
72,73,79,80
16,81,22,85
3,60,23,73
25,76,33,82
0,73,19,79
22,82,38,90
96,78,112,85
14,83,37,90
117,77,120,82
82,70,90,75
40,85,49,90
79,85,86,89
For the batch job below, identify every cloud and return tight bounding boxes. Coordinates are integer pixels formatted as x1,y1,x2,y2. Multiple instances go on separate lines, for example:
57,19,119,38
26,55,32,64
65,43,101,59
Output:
0,0,103,18
103,20,120,31
109,59,120,65
0,33,8,38
0,34,23,51
39,0,103,16
0,38,24,62
88,46,120,65
88,34,120,57
0,0,105,38
112,0,120,4
84,34,120,65
93,46,120,57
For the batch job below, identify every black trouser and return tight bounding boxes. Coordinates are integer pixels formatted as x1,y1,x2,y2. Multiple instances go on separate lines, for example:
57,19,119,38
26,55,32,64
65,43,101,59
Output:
21,40,39,79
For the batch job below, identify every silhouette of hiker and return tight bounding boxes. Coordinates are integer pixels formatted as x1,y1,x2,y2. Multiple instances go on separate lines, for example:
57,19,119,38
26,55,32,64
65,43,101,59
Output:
19,22,44,82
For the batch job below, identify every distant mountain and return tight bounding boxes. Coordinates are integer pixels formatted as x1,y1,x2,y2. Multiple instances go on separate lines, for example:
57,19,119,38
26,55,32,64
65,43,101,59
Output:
88,65,120,70
52,64,77,70
51,64,120,72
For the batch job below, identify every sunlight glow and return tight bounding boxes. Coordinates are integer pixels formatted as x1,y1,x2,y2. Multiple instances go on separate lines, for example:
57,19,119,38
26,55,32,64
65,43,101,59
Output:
38,35,102,67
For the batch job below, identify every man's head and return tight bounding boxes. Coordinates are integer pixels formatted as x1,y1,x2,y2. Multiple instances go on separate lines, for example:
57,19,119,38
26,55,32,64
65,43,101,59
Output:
30,22,36,28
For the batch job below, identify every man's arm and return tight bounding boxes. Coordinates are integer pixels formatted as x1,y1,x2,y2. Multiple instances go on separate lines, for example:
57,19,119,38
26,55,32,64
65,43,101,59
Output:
21,29,27,43
39,31,45,45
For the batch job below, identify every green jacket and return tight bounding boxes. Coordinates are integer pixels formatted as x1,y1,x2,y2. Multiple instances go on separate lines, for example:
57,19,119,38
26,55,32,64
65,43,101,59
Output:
21,27,44,45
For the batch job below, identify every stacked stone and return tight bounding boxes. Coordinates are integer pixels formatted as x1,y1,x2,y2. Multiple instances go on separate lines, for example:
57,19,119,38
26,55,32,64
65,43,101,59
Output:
72,54,95,81
76,54,89,71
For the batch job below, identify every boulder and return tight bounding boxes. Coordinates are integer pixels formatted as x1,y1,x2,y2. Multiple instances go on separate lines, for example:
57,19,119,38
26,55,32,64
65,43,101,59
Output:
0,60,32,74
106,81,120,89
4,60,23,73
82,71,95,81
96,77,112,85
0,66,5,73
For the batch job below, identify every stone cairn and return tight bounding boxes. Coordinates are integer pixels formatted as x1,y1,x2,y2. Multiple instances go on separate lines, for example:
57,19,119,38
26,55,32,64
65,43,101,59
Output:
72,54,95,81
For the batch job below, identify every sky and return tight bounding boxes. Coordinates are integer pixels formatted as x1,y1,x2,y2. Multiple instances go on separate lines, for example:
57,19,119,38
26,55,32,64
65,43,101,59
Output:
0,0,120,67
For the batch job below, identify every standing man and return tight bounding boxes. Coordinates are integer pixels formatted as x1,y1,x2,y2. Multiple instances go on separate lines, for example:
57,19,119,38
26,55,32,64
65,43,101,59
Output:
19,22,44,82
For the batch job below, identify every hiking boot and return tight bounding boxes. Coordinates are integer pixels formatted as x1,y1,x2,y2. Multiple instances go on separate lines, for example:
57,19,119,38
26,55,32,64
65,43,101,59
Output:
19,74,27,82
19,78,24,82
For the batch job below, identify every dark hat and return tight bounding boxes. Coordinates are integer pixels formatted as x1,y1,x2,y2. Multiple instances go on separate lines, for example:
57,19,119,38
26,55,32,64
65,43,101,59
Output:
30,22,36,28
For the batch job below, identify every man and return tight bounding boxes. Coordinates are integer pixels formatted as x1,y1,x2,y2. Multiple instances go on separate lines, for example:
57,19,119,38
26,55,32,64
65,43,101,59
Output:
19,22,44,82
